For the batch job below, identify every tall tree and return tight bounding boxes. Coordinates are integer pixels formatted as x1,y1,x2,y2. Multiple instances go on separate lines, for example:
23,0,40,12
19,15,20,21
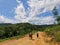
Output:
52,7,59,24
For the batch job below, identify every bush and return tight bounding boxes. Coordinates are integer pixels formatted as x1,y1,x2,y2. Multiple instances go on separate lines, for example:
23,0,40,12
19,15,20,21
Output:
0,30,5,39
45,25,60,42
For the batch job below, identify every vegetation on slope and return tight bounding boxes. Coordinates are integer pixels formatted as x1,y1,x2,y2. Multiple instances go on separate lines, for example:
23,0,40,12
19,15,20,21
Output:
45,25,60,43
0,23,60,43
0,23,42,39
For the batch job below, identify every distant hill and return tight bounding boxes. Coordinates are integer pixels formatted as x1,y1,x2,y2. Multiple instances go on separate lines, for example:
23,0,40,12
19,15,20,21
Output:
0,22,55,25
0,23,12,26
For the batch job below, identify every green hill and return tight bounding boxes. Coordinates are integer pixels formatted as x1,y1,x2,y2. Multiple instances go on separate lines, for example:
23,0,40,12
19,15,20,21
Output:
0,23,60,43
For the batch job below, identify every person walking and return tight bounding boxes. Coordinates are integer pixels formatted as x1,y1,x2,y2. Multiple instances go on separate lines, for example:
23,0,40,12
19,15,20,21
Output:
29,32,32,40
36,32,39,38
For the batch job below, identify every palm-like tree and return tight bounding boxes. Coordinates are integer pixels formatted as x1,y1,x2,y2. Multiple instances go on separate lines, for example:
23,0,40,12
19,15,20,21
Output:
52,7,60,24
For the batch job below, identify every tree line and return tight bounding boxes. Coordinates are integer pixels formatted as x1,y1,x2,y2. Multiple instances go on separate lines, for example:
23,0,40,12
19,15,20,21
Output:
0,23,45,39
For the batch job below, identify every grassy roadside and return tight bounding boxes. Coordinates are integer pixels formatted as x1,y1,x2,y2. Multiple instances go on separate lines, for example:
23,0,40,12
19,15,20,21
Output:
0,30,38,42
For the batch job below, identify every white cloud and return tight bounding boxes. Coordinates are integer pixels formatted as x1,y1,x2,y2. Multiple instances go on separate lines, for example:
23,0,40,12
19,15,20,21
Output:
0,15,20,24
15,3,26,19
27,0,60,14
0,15,55,25
16,0,21,4
0,0,60,25
14,1,29,22
29,16,55,25
14,0,60,25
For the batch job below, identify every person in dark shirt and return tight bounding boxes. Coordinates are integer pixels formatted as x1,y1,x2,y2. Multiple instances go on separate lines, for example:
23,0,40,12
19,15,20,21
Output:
37,32,39,38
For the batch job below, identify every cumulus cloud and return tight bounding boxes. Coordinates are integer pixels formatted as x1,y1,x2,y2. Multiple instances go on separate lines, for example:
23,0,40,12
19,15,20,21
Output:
0,15,20,24
0,15,13,23
14,1,29,22
27,0,60,15
29,16,55,25
14,0,60,25
0,0,60,25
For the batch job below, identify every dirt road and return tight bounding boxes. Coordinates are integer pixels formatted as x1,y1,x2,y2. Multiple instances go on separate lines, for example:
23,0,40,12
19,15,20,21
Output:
0,32,58,45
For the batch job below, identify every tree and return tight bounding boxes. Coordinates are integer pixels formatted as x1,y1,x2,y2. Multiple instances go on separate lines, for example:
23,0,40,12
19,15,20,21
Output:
0,30,5,38
52,7,60,24
4,26,13,38
57,16,60,24
53,7,58,16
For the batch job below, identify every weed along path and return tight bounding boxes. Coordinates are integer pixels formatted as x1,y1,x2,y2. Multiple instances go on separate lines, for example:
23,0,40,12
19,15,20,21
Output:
0,32,58,45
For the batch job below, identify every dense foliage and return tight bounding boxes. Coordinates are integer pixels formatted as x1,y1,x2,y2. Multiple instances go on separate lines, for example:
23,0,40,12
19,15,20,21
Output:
0,23,60,43
0,23,45,39
45,25,60,42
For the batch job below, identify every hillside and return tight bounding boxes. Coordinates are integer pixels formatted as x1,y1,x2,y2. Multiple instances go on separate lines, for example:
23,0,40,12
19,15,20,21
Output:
0,32,58,45
0,23,60,45
0,23,53,39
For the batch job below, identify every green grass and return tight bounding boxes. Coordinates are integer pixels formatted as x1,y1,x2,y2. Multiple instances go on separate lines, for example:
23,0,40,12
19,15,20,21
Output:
0,30,38,42
44,25,60,42
0,35,25,42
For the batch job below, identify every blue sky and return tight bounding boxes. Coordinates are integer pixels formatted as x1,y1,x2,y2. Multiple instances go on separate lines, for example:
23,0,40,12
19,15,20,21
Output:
0,0,60,25
0,0,18,19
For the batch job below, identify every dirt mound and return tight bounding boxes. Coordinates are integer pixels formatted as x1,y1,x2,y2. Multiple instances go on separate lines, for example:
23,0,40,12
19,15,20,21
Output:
0,32,58,45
